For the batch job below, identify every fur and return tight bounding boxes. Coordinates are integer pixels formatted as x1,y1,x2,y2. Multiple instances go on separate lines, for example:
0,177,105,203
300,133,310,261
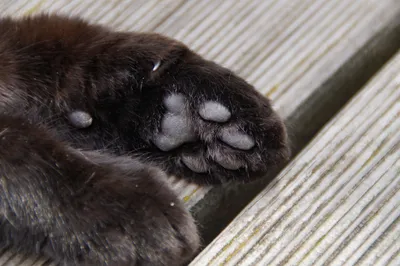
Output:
0,14,289,265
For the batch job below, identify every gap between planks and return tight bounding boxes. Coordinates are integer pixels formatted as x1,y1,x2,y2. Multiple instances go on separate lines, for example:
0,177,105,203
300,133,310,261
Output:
0,0,400,265
191,38,400,266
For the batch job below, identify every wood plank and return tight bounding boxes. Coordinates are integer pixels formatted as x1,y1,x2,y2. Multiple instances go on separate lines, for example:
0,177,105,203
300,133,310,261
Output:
3,0,399,213
1,0,400,265
190,49,400,266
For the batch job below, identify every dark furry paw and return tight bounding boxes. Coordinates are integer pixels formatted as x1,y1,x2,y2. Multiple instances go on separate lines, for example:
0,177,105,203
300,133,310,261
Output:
45,155,200,266
138,54,290,184
0,116,199,265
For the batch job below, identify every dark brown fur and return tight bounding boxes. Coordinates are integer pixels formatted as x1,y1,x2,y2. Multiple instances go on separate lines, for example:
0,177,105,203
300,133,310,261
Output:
0,14,289,265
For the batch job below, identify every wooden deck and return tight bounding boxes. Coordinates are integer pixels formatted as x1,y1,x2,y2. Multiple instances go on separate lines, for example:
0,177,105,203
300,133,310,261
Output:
0,0,399,265
191,48,400,266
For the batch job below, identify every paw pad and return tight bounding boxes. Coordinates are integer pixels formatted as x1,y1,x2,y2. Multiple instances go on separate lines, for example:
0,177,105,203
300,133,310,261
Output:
181,153,208,173
153,93,257,173
219,126,255,150
163,93,186,114
213,149,244,170
153,94,196,151
68,111,92,129
199,101,231,122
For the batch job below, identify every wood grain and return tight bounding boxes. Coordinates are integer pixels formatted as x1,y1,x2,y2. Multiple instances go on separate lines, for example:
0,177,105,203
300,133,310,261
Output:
0,0,399,265
191,50,400,266
1,0,398,210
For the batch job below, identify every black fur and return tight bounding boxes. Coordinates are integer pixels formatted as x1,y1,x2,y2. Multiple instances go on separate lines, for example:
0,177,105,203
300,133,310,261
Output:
0,14,289,265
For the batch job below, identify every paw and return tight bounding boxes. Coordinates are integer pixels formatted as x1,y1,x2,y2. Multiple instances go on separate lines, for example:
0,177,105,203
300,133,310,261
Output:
40,157,200,266
151,91,289,183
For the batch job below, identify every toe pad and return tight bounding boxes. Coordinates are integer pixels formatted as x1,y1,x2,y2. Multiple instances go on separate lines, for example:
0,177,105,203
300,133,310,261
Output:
164,93,186,114
182,154,208,173
199,101,231,123
68,111,92,129
220,127,255,150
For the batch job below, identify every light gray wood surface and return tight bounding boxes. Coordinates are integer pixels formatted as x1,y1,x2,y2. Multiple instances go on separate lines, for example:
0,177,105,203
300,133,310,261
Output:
191,50,400,266
1,0,398,210
0,0,400,265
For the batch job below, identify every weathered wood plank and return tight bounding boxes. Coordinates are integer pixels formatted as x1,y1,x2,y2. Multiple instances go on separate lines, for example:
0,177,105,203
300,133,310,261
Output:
1,0,400,265
3,0,399,213
190,49,400,266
